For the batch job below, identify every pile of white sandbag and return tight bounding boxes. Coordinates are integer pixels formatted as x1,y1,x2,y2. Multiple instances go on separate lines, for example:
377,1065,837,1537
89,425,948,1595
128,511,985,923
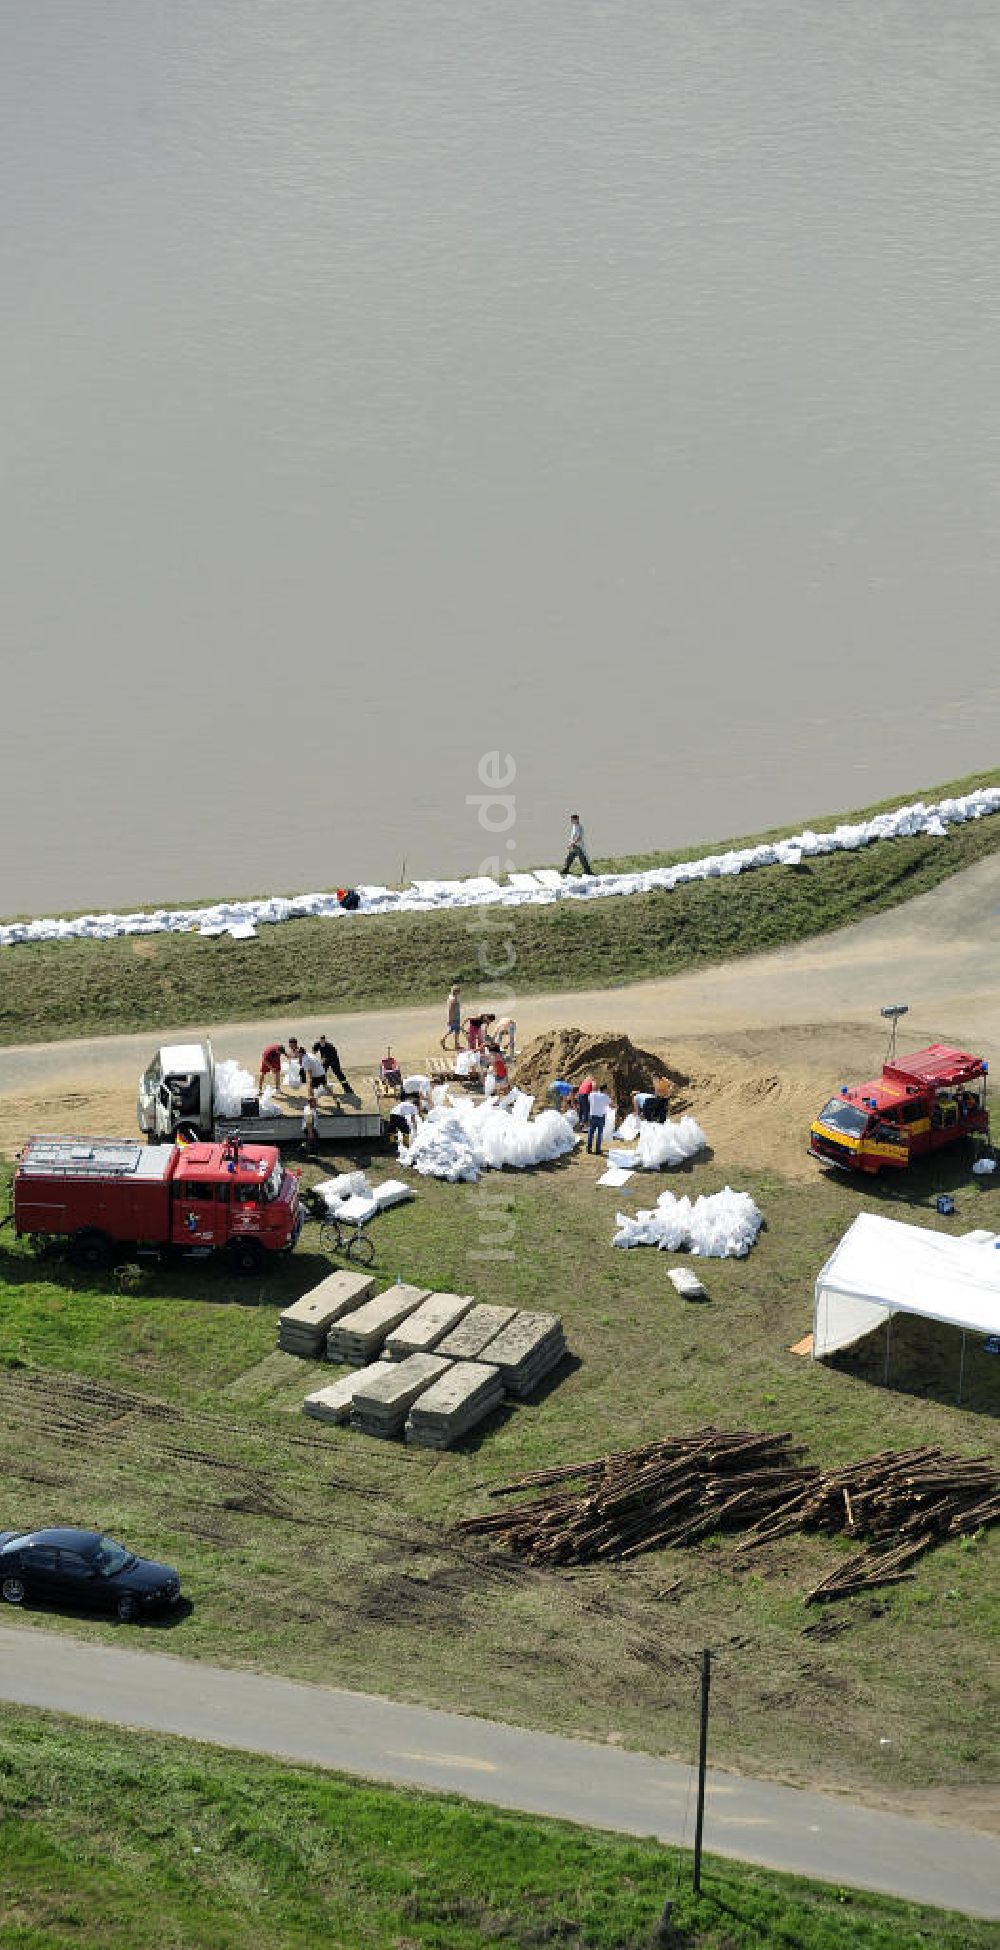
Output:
6,789,997,948
398,1089,578,1182
212,1058,257,1118
313,1172,414,1224
608,1114,708,1172
613,1186,763,1258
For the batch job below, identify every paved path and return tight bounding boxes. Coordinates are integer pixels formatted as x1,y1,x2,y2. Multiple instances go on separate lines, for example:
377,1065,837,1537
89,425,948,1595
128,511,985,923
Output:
4,849,1000,1100
1,1625,997,1917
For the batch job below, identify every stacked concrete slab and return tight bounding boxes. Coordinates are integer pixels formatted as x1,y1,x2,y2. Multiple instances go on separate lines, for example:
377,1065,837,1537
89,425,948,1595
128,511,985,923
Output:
405,1360,504,1448
350,1352,452,1438
385,1292,475,1358
325,1284,431,1365
302,1363,385,1425
278,1270,376,1358
477,1310,565,1397
436,1304,517,1361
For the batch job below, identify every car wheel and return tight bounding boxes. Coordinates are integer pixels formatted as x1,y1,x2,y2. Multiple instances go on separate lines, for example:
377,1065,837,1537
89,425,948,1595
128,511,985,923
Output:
70,1229,113,1273
115,1594,136,1623
228,1238,263,1275
2,1577,25,1605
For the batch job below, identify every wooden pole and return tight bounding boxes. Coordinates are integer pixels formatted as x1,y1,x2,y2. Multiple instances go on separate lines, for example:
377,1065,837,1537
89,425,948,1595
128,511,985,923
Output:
692,1649,712,1895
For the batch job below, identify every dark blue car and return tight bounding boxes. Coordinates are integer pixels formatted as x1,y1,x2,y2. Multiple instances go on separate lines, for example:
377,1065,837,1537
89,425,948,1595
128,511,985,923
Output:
0,1528,181,1622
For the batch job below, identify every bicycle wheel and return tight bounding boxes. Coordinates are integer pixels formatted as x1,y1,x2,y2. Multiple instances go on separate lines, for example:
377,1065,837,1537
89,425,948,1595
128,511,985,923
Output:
346,1231,375,1267
319,1221,344,1255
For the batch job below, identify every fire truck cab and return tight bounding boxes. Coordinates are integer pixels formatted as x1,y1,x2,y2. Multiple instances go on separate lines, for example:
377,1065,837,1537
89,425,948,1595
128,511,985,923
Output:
13,1134,303,1272
809,1045,989,1174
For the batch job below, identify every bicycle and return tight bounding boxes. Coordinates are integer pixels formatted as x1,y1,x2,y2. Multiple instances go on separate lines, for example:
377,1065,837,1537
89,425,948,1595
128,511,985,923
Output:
318,1216,375,1267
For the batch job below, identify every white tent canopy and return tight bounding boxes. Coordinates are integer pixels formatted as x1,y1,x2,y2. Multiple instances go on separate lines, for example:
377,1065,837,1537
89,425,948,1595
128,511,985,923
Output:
814,1212,1000,1359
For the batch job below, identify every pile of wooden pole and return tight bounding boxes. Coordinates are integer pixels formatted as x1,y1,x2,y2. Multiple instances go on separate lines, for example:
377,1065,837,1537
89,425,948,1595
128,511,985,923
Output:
736,1445,1000,1603
456,1426,818,1566
456,1431,999,1602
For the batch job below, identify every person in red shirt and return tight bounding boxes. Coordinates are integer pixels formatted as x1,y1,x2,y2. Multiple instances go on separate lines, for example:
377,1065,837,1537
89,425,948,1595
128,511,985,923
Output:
485,1042,509,1094
258,1042,287,1094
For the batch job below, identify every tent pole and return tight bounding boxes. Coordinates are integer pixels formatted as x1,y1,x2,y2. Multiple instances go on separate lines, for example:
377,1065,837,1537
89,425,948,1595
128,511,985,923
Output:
958,1329,967,1405
884,1313,892,1386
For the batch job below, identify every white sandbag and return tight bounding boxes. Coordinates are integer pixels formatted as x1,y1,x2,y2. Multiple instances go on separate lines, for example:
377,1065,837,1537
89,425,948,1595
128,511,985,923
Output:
334,1193,379,1225
371,1179,413,1212
402,1075,430,1096
635,1115,708,1170
281,1062,304,1088
314,1172,370,1213
613,1186,763,1259
212,1059,257,1118
454,1051,480,1076
616,1113,640,1142
667,1266,707,1298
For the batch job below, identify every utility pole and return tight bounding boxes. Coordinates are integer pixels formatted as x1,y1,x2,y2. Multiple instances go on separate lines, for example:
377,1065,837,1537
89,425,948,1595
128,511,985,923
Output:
692,1648,712,1895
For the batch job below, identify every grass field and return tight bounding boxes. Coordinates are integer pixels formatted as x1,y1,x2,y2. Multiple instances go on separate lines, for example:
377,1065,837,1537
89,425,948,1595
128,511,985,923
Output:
2,1710,993,1950
1,1140,996,1809
1,769,998,1047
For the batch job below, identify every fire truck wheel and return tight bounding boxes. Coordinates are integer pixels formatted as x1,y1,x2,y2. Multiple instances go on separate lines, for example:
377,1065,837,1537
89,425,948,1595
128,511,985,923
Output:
228,1238,264,1276
2,1577,25,1605
69,1230,113,1273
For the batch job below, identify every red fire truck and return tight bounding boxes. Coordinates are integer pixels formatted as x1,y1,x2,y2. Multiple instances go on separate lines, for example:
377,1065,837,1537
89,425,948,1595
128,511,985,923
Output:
809,1045,989,1175
13,1134,303,1273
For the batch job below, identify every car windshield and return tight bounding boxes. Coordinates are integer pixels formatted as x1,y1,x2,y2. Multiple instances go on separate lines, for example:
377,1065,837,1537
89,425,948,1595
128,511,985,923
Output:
817,1099,870,1138
92,1537,135,1577
264,1161,284,1202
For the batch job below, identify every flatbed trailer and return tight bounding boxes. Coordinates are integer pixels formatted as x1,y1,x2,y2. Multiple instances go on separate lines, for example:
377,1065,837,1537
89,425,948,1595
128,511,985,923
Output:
138,1040,386,1148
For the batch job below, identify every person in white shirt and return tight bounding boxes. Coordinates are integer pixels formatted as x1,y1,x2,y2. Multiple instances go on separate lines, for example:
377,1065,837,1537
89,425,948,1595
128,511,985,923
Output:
562,812,592,876
388,1098,420,1142
586,1085,611,1155
288,1037,326,1100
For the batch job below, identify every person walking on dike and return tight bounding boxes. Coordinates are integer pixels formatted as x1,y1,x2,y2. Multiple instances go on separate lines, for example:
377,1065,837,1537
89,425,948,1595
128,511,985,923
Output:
562,812,592,876
586,1084,611,1156
441,983,463,1051
258,1042,287,1095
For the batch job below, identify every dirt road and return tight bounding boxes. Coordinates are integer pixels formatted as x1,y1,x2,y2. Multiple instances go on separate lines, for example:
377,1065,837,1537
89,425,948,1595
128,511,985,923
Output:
3,849,1000,1173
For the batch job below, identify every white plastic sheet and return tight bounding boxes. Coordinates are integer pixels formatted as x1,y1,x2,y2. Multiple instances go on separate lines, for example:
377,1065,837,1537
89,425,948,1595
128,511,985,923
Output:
399,1093,578,1181
612,1186,763,1258
5,788,997,947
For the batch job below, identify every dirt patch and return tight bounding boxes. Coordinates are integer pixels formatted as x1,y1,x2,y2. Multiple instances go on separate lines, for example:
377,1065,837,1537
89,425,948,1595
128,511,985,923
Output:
353,1565,471,1628
0,1080,139,1158
515,1028,687,1106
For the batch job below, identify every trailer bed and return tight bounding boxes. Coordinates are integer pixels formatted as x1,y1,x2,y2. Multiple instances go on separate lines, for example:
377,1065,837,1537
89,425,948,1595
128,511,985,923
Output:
215,1109,385,1145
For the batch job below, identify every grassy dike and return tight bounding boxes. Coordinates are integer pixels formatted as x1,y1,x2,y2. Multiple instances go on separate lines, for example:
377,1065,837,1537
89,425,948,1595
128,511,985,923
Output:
0,1709,994,1950
1,769,998,1046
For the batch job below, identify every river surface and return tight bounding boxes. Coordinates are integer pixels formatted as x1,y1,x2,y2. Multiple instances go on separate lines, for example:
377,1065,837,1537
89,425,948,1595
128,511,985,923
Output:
2,1,998,914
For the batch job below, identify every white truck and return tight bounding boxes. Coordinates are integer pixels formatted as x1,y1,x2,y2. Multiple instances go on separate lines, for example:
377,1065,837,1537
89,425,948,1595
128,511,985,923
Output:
137,1040,385,1148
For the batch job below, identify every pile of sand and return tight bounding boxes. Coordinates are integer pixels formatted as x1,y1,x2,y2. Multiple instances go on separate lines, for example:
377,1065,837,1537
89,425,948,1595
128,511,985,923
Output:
514,1029,688,1107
